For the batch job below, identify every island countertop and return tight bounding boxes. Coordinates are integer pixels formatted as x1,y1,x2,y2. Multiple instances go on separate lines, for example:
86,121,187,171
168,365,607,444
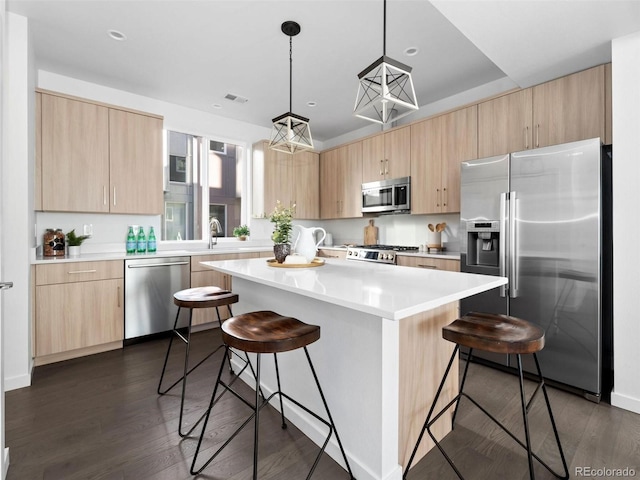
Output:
200,257,506,320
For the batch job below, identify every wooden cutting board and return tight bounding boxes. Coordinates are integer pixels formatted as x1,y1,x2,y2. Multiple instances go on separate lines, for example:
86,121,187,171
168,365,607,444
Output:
364,219,378,245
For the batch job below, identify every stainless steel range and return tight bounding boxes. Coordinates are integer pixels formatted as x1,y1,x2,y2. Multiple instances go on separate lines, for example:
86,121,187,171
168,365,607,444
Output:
346,245,419,265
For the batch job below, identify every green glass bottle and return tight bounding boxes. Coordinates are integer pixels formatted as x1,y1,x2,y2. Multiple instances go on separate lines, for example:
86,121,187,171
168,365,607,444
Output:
126,226,136,255
147,227,157,253
136,226,146,254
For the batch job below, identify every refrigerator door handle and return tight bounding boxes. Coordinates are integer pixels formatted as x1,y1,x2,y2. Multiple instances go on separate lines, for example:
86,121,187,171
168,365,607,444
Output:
499,192,508,297
509,191,518,298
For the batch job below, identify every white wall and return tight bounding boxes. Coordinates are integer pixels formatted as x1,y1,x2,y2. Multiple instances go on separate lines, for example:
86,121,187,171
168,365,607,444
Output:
2,12,34,392
611,31,640,414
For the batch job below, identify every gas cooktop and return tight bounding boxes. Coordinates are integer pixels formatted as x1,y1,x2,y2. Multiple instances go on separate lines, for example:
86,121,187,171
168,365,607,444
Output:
349,245,419,252
346,245,418,264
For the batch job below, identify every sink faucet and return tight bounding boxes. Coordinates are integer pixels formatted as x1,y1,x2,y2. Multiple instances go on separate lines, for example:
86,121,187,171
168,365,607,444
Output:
209,217,222,248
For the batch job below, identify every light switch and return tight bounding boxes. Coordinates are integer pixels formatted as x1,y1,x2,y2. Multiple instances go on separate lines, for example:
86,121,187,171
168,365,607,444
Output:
83,224,93,236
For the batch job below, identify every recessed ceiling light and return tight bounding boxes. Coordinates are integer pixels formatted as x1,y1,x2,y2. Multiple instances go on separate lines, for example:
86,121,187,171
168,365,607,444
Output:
108,29,127,41
307,101,317,107
212,103,222,109
404,47,419,57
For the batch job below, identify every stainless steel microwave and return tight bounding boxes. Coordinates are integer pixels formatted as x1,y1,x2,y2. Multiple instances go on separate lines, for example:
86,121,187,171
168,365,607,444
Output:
362,176,411,214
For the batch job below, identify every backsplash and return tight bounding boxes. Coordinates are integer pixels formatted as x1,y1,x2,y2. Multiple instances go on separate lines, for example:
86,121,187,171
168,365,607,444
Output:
35,211,460,253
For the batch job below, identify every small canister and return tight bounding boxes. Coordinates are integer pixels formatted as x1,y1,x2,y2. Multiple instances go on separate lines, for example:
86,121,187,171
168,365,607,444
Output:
43,228,66,256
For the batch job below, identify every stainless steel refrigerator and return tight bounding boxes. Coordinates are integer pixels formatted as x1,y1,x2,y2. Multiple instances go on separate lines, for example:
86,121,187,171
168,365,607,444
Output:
460,138,612,402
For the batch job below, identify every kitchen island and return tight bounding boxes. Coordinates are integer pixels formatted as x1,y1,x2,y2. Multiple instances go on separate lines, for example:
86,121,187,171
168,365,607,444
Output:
201,257,507,480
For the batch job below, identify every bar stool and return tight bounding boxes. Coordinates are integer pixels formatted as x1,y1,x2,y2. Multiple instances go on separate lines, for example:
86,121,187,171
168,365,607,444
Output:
403,311,569,480
157,286,239,437
190,310,355,480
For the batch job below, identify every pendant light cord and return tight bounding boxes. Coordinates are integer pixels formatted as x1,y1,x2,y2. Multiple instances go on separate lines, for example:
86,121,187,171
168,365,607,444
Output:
383,0,386,56
289,35,293,113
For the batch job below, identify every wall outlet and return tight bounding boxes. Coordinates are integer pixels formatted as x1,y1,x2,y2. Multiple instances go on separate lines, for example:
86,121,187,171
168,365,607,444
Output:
83,224,93,237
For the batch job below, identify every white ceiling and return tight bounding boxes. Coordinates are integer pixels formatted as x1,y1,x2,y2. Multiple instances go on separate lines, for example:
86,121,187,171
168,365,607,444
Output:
7,0,640,142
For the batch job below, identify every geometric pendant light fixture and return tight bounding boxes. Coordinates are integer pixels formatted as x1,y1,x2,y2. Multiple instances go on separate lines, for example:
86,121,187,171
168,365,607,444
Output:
354,0,419,125
269,21,314,155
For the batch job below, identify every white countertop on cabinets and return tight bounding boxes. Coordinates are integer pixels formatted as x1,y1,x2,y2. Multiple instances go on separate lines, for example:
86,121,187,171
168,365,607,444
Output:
31,245,274,264
201,257,504,320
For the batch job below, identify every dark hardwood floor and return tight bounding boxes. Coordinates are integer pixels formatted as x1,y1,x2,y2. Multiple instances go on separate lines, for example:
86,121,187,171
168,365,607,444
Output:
6,328,640,479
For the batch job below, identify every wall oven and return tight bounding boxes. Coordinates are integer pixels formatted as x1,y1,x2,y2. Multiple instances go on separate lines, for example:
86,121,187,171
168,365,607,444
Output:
362,176,410,214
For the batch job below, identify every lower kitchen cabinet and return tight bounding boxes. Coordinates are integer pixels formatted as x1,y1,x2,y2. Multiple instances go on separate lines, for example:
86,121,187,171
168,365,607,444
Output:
317,248,347,260
396,256,460,272
34,260,124,365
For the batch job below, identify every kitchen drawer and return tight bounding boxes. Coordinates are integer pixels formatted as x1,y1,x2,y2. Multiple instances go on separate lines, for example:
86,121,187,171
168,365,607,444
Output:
397,256,460,272
190,252,256,272
35,260,123,285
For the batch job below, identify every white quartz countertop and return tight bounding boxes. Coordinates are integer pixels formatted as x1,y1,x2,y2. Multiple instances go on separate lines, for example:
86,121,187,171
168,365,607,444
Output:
201,257,505,320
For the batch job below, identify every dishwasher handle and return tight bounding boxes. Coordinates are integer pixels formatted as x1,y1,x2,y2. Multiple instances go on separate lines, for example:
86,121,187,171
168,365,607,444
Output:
127,261,190,268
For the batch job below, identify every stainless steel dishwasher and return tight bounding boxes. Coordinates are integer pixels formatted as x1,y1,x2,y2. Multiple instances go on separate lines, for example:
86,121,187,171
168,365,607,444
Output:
124,256,190,341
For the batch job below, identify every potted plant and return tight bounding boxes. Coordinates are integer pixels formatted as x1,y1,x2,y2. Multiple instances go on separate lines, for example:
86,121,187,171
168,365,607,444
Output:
232,224,250,241
66,228,90,256
269,201,296,263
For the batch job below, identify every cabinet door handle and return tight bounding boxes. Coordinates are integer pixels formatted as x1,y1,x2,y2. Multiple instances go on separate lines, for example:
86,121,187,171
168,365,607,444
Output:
103,186,107,205
524,126,529,149
417,264,437,269
436,188,440,207
379,159,383,176
535,123,540,147
68,269,97,274
385,159,389,176
443,187,447,207
113,187,117,206
117,286,121,308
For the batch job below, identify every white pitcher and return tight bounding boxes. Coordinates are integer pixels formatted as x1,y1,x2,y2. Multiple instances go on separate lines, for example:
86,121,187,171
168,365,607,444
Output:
293,225,326,263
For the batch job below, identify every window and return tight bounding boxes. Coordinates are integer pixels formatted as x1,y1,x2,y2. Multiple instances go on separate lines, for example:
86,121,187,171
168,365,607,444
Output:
162,131,244,241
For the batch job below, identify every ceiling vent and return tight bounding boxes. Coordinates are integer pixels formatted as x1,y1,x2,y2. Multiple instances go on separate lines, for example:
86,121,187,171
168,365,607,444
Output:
224,93,249,104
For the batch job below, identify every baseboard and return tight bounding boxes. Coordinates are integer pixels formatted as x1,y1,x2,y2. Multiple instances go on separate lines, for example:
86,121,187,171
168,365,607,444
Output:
610,391,640,414
3,447,9,479
3,373,31,392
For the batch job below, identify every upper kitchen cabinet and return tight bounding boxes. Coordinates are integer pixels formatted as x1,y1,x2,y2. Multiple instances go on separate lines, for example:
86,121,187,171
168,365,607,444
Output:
40,92,110,212
532,65,606,148
477,64,610,156
37,90,164,214
478,88,533,157
411,106,477,214
361,126,411,183
320,142,363,219
252,141,319,219
109,109,163,214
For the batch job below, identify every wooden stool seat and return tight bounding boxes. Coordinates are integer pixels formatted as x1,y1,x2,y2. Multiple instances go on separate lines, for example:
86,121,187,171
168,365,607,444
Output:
443,311,545,355
221,311,320,354
173,286,239,310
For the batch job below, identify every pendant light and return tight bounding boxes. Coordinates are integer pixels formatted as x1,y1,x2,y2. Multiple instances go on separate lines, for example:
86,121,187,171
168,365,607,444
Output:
354,0,419,125
269,21,313,155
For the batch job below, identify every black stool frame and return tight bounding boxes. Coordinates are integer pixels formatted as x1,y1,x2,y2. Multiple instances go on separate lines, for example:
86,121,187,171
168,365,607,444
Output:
190,345,356,480
157,304,262,437
403,345,569,480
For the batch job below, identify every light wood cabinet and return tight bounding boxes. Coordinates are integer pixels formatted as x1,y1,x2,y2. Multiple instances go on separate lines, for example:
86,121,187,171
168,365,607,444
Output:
109,109,164,214
40,92,110,213
478,64,610,157
190,253,256,326
252,141,319,219
362,126,411,183
317,248,347,260
320,142,363,219
34,260,124,364
37,90,163,214
478,89,533,157
532,65,606,148
396,256,460,272
411,106,477,214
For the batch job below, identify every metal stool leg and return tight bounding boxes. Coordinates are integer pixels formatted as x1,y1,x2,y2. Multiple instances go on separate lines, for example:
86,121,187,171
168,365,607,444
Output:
157,306,183,395
253,354,261,480
273,353,287,429
516,354,536,480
